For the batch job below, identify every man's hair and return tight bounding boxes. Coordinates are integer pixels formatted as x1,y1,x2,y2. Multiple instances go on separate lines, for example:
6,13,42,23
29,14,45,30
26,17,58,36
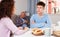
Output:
37,1,45,7
0,0,14,19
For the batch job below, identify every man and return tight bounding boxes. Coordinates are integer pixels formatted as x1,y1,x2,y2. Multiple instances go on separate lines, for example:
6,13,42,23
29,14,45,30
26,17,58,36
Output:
30,1,51,28
15,11,29,29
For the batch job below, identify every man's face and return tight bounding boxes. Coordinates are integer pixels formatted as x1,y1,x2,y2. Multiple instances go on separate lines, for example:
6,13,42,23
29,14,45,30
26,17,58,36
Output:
37,5,44,14
20,12,26,18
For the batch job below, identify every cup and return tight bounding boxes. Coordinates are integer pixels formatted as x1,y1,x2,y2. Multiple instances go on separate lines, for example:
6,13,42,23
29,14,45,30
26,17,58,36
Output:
44,28,51,37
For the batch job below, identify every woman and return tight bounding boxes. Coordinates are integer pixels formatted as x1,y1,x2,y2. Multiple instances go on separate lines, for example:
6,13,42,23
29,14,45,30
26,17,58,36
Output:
0,0,27,37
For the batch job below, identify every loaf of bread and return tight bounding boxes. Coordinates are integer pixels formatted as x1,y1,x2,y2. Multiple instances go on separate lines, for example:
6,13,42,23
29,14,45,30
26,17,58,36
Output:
53,31,60,37
32,28,44,36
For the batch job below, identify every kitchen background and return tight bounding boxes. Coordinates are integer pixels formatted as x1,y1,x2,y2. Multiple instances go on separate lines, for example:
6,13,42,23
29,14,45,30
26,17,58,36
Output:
14,0,60,24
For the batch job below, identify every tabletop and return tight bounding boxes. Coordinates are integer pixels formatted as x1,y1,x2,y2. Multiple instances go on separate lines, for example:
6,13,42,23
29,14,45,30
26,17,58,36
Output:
12,28,55,37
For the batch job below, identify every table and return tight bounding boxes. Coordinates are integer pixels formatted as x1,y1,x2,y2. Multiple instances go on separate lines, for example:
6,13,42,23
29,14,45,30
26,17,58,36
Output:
12,29,55,37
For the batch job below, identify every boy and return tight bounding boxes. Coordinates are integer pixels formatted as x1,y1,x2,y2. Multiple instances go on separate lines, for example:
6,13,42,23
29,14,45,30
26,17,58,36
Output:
30,1,51,28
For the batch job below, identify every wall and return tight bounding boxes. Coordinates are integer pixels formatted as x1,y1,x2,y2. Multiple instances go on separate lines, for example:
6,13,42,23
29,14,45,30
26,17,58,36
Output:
49,14,60,24
14,0,28,15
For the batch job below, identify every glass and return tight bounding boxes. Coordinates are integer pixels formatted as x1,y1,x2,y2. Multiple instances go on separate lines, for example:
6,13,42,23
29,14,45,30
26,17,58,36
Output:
44,28,51,37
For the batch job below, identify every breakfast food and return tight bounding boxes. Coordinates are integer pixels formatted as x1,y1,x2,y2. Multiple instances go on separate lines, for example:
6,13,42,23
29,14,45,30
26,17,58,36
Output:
53,31,60,37
32,28,44,36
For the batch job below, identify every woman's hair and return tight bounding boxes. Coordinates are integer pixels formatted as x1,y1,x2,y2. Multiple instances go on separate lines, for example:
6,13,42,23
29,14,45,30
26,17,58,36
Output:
0,0,14,19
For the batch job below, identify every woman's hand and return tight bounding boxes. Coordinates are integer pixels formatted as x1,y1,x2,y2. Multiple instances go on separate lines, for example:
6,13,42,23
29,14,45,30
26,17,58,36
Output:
18,27,23,30
23,27,29,31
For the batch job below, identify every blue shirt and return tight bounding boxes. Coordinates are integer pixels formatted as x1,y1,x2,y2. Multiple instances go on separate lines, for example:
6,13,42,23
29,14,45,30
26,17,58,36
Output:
30,14,51,28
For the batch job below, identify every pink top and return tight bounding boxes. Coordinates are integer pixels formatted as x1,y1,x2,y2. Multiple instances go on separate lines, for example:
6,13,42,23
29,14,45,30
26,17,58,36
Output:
0,17,25,37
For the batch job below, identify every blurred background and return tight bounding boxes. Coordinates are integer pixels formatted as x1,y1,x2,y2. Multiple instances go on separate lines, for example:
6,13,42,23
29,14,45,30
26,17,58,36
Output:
14,0,60,24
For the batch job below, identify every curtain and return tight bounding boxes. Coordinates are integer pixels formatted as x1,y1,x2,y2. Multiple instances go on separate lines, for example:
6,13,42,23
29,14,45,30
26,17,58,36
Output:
27,0,40,16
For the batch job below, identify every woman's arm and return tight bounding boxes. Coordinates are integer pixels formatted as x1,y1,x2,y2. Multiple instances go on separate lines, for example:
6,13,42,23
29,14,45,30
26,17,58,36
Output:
4,18,27,35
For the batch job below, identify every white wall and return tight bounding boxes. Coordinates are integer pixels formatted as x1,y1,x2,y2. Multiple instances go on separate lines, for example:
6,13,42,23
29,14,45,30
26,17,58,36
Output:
49,14,60,24
14,0,28,15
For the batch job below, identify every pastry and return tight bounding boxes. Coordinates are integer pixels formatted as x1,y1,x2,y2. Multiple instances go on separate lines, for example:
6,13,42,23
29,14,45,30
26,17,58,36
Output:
32,28,44,36
53,31,60,37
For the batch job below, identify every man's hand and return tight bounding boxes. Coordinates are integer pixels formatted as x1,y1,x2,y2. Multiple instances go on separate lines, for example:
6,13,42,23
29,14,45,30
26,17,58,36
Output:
24,20,28,23
31,20,35,24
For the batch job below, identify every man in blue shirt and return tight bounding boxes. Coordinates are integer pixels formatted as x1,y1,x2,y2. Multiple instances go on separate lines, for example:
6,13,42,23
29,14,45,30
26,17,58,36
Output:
30,1,51,28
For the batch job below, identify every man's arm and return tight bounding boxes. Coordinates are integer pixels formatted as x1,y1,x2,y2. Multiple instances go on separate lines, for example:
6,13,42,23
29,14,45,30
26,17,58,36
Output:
30,15,45,28
44,15,51,28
